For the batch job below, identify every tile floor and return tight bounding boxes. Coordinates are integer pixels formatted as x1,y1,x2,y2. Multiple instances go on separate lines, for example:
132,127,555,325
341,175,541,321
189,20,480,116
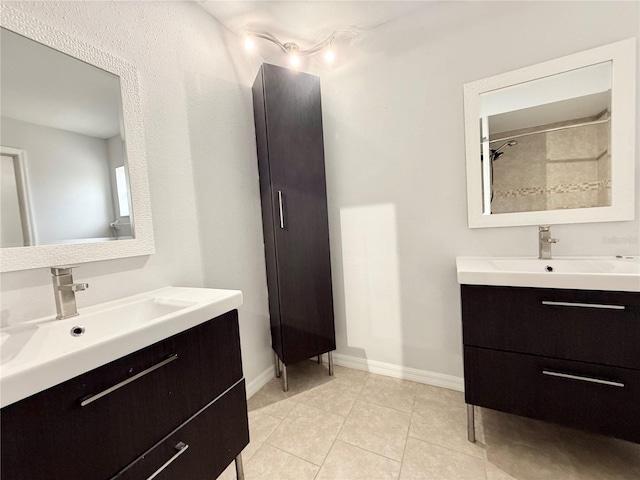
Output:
221,361,640,479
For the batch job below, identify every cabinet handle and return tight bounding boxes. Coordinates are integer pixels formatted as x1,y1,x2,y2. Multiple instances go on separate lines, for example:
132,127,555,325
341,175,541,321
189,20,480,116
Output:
277,190,285,229
146,442,189,480
542,370,624,388
541,300,625,310
79,354,178,407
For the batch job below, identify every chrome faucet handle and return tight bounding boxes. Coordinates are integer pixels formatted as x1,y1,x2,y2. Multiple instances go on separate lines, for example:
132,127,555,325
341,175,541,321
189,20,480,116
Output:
547,238,560,244
58,283,89,292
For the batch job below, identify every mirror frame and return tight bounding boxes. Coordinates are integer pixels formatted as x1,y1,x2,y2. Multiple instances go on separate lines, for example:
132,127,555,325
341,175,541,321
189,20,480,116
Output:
463,38,636,228
0,7,154,272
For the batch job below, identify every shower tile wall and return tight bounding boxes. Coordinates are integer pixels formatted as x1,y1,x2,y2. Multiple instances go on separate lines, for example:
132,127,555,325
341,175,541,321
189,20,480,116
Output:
491,115,611,214
491,131,546,214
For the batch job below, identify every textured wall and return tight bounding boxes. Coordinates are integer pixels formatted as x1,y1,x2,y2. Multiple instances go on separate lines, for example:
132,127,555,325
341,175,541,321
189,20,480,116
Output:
0,1,272,384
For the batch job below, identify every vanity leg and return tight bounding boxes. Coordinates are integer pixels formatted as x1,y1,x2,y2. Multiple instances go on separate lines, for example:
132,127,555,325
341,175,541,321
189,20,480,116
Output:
467,404,476,443
317,355,322,364
274,351,281,378
235,453,244,480
282,363,289,392
328,351,334,376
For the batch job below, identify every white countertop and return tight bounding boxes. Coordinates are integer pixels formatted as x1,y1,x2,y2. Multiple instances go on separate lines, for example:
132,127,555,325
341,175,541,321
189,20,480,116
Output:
1,287,243,408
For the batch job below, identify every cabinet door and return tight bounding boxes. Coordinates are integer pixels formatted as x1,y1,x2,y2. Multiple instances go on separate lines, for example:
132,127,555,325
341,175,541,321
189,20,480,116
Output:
114,380,249,480
1,312,242,480
262,64,336,365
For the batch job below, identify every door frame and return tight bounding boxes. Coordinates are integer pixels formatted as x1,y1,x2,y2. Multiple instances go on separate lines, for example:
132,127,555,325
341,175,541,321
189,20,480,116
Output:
1,146,36,246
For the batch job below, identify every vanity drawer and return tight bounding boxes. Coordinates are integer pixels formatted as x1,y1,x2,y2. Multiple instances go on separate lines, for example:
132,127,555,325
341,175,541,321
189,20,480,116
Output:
461,285,640,369
464,346,640,443
113,379,249,480
0,310,242,480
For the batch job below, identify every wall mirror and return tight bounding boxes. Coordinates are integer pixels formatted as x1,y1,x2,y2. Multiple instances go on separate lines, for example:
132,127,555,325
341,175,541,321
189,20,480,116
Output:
463,38,636,228
0,7,154,271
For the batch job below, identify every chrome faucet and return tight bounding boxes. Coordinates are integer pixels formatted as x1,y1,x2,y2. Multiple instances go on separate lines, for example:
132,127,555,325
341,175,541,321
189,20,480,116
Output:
51,266,89,319
538,226,559,260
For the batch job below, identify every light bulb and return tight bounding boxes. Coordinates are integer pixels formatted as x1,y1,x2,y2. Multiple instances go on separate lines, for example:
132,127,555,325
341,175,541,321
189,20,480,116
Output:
324,49,335,63
290,54,300,67
244,37,255,50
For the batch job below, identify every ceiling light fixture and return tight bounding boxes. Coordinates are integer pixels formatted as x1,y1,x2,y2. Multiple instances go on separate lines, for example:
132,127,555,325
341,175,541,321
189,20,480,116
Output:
324,41,336,63
243,30,336,65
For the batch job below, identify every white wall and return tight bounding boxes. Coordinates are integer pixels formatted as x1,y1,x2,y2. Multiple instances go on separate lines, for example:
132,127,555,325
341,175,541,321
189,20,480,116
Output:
2,1,638,393
0,1,272,386
2,117,115,243
321,1,640,378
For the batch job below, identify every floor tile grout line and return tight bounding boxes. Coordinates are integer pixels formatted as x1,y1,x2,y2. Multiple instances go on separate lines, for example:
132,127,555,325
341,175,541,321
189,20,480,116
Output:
336,436,412,465
355,398,414,418
325,386,357,472
261,399,347,471
337,398,412,462
405,433,487,461
262,442,323,472
355,377,418,408
330,382,409,467
396,384,419,479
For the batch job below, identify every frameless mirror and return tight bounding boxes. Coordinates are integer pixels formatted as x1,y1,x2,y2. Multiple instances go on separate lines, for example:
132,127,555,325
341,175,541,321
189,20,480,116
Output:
1,8,153,272
464,39,636,228
1,27,132,247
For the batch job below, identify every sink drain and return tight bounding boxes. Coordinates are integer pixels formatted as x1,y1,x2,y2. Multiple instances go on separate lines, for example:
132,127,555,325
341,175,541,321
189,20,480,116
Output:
545,265,554,272
70,326,85,337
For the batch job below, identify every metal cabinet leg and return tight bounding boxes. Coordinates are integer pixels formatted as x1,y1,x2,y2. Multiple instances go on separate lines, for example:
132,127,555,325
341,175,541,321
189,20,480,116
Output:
328,351,334,376
317,355,322,364
282,363,288,392
235,453,244,480
274,351,281,378
467,404,476,443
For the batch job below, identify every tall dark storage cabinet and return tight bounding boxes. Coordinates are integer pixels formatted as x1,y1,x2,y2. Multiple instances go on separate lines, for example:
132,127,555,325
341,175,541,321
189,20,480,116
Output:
252,63,336,391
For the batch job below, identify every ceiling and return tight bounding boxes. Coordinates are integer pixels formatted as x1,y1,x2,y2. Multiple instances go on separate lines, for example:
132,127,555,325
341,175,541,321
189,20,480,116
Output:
198,1,432,68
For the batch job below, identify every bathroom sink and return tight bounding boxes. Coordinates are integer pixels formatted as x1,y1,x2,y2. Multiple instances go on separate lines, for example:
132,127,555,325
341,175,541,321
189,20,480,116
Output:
0,287,242,408
456,256,640,292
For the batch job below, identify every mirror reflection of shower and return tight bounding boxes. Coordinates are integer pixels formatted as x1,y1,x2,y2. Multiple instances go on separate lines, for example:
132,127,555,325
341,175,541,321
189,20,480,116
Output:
489,141,517,201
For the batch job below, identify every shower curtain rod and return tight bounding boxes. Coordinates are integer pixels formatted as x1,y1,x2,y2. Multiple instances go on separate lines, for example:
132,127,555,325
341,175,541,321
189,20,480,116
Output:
484,115,610,144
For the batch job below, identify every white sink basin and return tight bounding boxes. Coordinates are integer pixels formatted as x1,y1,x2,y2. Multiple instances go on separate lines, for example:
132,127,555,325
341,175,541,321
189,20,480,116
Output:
456,256,640,292
0,287,243,408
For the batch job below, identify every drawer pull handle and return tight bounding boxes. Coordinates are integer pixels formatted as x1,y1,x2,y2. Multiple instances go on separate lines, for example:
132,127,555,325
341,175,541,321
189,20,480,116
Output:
80,354,178,407
541,301,625,310
277,190,285,229
542,370,624,388
146,442,189,480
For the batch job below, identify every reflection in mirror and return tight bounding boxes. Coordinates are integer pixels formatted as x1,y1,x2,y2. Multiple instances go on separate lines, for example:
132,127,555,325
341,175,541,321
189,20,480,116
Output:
480,62,612,215
0,27,133,247
464,38,635,229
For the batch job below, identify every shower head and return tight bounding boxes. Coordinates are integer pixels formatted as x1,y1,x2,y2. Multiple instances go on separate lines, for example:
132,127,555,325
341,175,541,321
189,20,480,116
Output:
491,140,517,161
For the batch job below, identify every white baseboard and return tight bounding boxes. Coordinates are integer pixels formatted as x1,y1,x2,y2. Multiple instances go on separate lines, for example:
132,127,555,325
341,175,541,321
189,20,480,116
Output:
331,353,465,392
245,365,274,399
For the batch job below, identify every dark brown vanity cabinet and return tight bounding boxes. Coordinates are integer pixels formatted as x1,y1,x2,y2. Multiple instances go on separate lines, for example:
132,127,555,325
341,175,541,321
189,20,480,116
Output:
0,310,249,479
461,285,640,443
252,64,336,370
